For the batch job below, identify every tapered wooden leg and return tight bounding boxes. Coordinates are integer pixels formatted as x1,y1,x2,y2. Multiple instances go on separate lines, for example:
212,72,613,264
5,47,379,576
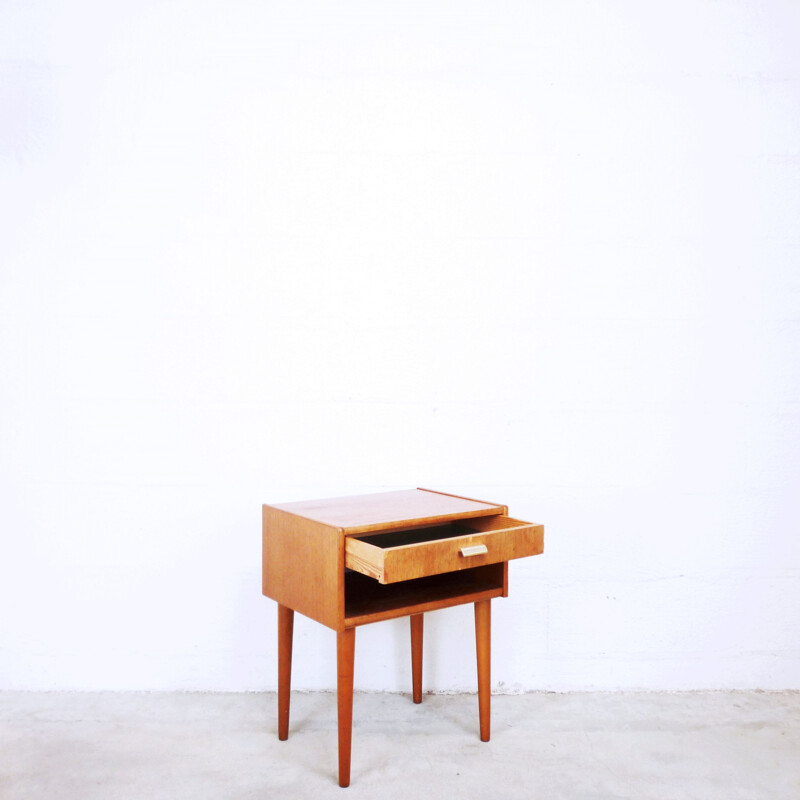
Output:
410,613,423,703
277,604,294,741
474,599,491,742
337,627,356,788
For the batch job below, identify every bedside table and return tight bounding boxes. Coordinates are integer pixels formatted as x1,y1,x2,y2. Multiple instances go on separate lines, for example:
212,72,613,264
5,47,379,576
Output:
262,488,544,787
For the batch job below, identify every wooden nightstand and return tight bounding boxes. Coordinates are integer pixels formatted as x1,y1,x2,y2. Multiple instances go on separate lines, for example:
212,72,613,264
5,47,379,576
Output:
262,488,544,787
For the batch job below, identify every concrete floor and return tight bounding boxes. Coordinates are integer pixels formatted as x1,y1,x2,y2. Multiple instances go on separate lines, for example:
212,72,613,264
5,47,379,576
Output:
1,691,799,799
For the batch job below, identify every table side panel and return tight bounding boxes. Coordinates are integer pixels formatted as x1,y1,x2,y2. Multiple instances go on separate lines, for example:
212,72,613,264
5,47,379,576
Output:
262,505,342,630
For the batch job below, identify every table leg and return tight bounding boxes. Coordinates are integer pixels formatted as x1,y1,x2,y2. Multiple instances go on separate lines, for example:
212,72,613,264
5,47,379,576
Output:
410,613,423,703
474,599,491,742
277,604,294,741
337,627,356,788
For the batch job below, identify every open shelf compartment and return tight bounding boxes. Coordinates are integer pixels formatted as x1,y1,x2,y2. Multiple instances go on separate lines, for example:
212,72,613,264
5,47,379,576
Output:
344,563,506,627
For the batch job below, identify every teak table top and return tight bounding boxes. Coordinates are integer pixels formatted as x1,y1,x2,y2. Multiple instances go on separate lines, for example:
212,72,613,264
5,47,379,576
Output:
271,487,505,534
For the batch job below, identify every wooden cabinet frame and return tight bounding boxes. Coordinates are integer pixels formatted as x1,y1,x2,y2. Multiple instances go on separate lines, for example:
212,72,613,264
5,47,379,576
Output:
262,487,544,787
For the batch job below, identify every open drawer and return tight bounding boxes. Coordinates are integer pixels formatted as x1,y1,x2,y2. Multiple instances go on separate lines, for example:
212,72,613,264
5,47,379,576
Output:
345,515,544,584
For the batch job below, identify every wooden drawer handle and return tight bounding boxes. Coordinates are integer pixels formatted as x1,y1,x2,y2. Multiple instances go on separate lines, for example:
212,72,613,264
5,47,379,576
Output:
460,544,488,557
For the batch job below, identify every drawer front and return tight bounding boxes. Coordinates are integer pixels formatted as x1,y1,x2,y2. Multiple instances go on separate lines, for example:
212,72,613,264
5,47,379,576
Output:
345,515,544,584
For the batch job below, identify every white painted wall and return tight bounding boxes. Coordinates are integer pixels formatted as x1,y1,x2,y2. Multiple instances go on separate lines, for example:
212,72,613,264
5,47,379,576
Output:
2,1,799,692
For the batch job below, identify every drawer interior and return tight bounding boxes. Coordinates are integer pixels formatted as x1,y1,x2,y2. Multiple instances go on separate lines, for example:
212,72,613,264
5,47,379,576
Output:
350,515,531,549
351,522,477,549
